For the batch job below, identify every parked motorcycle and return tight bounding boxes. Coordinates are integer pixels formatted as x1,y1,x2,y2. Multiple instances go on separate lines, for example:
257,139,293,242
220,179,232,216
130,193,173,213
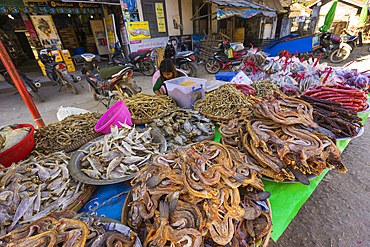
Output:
313,31,341,58
164,40,198,77
205,40,248,74
108,42,156,76
0,66,43,102
38,47,81,94
73,53,141,108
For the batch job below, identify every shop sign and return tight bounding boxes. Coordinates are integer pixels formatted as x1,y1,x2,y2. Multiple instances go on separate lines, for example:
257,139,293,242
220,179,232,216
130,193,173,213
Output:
90,20,109,55
129,37,168,53
31,15,62,48
157,18,166,32
127,21,150,41
66,8,73,14
97,8,103,14
120,25,129,45
295,16,306,23
8,6,19,14
49,7,57,14
48,1,100,8
82,8,88,14
155,3,165,33
73,8,80,14
89,8,95,14
104,14,118,54
0,6,8,13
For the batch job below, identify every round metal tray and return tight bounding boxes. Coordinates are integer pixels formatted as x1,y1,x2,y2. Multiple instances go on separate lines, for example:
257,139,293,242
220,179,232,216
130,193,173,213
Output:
336,126,364,141
68,129,166,185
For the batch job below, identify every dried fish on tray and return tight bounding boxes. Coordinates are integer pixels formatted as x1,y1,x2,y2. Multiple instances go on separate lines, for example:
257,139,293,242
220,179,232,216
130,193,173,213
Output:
124,141,272,247
0,211,140,247
148,108,215,151
193,84,252,120
125,93,177,124
250,78,281,98
0,152,88,237
34,112,102,154
68,123,167,185
219,92,347,185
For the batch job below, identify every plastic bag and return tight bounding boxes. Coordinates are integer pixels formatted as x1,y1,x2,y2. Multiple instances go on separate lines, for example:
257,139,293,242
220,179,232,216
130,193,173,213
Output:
57,106,91,121
230,71,253,85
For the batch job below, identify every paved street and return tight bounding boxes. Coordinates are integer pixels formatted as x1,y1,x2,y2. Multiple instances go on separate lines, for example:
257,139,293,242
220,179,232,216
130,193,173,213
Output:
0,45,369,246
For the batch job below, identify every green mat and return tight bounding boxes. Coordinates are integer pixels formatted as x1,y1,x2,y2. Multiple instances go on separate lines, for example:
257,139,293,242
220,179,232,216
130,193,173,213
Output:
212,111,370,241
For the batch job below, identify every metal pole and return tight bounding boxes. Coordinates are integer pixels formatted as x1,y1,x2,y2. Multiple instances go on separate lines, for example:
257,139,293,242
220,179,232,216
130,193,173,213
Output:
0,39,45,127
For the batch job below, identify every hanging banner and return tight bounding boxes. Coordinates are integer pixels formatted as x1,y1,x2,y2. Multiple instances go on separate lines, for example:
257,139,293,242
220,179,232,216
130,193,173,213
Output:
90,20,109,55
49,7,57,14
155,3,164,18
24,20,38,39
8,6,19,14
157,18,166,32
127,21,150,40
73,8,80,14
30,15,62,48
0,6,8,13
120,25,129,45
217,7,276,20
129,37,168,53
20,6,29,13
103,14,118,54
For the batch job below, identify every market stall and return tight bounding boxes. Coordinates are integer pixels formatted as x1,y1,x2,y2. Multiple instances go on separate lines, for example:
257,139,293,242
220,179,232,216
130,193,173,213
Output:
1,46,370,246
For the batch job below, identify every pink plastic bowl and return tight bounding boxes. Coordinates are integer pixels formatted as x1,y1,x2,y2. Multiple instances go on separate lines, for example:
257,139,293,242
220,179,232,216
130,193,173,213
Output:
0,124,35,168
95,101,132,134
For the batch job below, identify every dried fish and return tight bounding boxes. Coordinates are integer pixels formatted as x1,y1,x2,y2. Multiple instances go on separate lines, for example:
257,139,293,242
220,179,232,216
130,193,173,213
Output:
33,112,102,154
79,125,161,180
250,78,282,98
194,84,252,119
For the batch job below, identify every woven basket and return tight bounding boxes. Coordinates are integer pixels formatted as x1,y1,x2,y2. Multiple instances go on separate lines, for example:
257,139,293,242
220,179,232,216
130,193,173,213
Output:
66,185,97,212
63,132,104,153
121,188,272,246
131,111,169,125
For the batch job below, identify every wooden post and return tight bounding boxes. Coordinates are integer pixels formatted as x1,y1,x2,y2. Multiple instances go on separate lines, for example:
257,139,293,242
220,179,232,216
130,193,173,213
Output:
270,17,277,39
208,2,212,35
309,6,320,33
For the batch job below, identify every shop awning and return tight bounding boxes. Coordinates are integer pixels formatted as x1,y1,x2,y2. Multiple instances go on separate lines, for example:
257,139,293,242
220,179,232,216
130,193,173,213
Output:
210,0,277,20
263,0,287,13
61,0,120,5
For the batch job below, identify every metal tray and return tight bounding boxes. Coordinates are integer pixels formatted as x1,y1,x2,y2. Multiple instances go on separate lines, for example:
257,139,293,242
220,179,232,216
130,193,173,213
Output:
68,129,166,185
336,126,364,141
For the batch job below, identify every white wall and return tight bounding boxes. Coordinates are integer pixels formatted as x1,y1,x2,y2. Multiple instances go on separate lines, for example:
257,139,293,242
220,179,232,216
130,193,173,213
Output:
318,1,358,28
181,0,193,35
165,0,181,36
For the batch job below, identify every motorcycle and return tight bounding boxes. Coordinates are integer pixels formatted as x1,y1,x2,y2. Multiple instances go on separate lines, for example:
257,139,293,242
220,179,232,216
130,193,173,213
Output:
0,66,44,102
73,53,142,108
164,40,199,77
313,31,341,59
329,29,356,63
38,47,81,94
108,42,156,76
205,40,248,74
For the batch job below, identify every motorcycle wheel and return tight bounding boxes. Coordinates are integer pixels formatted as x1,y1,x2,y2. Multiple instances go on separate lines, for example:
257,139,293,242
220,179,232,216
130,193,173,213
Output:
329,47,351,63
180,63,197,77
28,90,44,103
141,60,155,76
89,85,98,101
188,64,197,77
205,59,221,74
66,80,78,94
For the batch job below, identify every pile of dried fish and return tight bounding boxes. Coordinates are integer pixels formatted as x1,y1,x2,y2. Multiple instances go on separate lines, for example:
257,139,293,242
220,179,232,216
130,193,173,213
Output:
0,152,86,236
0,124,30,153
128,141,272,246
34,112,102,154
148,108,215,150
300,95,363,138
250,78,281,98
219,92,347,185
125,93,176,120
193,84,252,119
0,211,139,246
79,124,161,180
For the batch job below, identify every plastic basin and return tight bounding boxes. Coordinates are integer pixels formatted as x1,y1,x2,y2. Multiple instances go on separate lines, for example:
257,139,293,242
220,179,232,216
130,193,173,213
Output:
95,101,132,134
0,124,35,168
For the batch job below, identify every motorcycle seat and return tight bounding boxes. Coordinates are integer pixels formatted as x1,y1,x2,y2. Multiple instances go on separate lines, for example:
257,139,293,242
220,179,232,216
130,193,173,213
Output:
99,66,130,79
233,50,247,58
128,50,151,60
332,35,341,42
175,51,193,59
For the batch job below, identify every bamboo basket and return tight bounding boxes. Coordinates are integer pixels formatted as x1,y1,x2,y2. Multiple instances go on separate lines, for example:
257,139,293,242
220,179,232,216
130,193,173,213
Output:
131,111,169,125
121,188,272,247
66,185,97,212
63,132,104,153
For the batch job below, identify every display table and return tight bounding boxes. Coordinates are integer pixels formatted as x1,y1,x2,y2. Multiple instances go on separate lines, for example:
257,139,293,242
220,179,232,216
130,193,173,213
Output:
79,110,370,242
